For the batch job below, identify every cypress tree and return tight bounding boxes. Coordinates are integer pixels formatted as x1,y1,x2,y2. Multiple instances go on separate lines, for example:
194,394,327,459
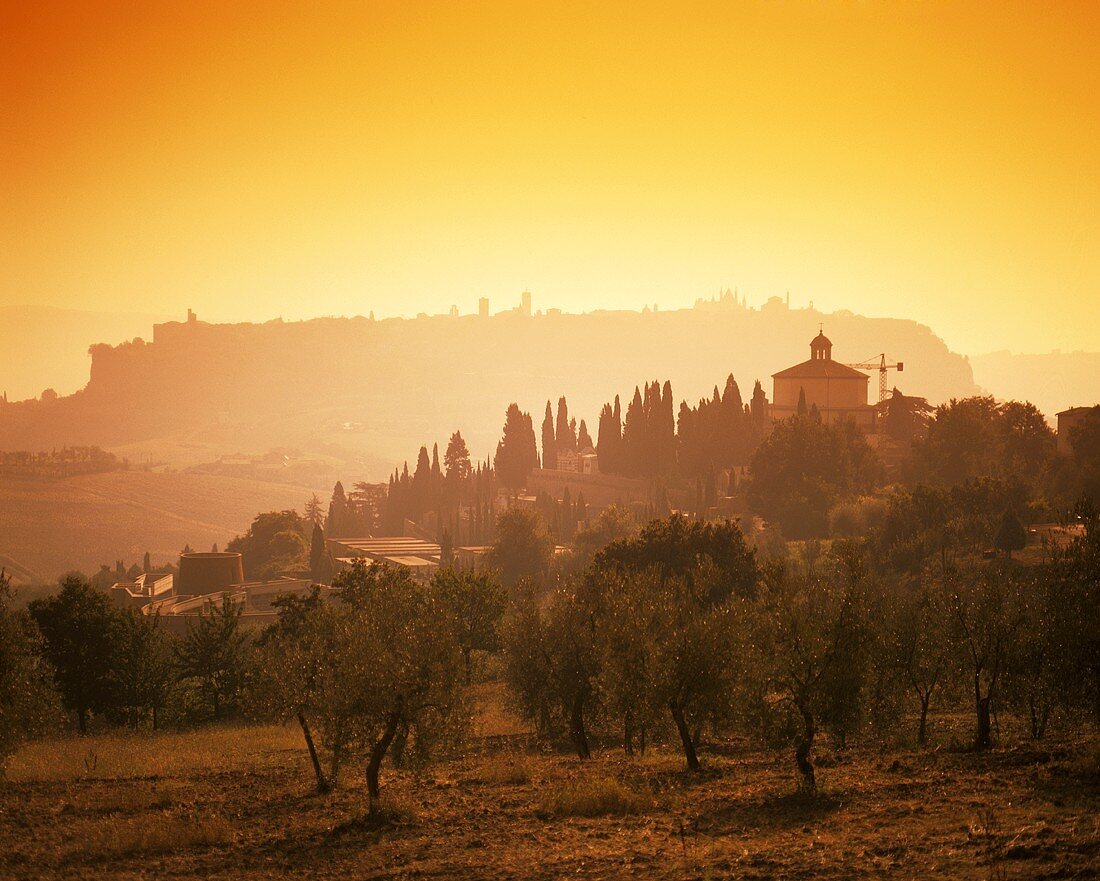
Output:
542,401,558,470
309,522,326,580
577,419,593,451
622,387,645,477
326,482,348,538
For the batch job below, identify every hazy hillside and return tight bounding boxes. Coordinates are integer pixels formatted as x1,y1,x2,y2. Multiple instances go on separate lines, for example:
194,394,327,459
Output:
0,471,318,581
971,350,1100,420
0,300,977,479
0,305,169,401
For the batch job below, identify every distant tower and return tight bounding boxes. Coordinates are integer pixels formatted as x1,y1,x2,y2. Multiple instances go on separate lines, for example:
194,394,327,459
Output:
187,308,197,324
478,297,489,318
449,304,459,318
520,290,532,317
785,291,790,309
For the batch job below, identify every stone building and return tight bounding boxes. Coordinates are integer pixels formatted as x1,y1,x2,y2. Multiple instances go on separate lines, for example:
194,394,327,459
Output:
770,331,876,429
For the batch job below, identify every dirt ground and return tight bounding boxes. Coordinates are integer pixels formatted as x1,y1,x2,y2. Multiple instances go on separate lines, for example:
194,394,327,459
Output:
2,693,1097,880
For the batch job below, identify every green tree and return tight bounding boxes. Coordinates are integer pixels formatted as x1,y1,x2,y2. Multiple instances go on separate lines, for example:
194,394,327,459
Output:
227,510,309,580
29,574,121,733
915,397,1055,489
541,401,557,470
175,598,251,722
309,521,327,580
594,565,739,769
494,404,538,491
432,568,507,684
112,611,174,730
304,493,325,527
747,415,880,539
882,577,953,746
0,571,60,768
568,506,639,573
444,431,472,482
942,562,1026,750
486,508,554,589
252,588,352,790
333,561,467,807
326,482,349,537
592,514,758,605
745,545,872,790
994,507,1027,558
505,582,600,759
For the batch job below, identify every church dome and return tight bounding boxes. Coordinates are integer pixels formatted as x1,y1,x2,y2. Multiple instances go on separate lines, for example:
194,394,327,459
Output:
810,330,832,360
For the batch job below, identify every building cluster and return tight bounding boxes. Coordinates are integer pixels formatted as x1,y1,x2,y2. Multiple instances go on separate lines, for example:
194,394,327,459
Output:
109,551,321,635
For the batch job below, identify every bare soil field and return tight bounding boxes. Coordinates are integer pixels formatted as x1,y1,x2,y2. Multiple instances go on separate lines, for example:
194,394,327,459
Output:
0,471,318,580
2,687,1097,880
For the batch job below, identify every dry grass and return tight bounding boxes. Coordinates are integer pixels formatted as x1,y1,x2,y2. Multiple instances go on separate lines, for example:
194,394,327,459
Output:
65,779,189,815
538,776,654,818
6,723,301,783
72,812,234,859
1,713,1097,880
480,752,533,786
469,681,531,738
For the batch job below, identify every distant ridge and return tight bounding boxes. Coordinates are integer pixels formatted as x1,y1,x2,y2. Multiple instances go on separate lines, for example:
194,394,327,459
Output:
971,350,1100,421
0,305,169,401
0,299,977,479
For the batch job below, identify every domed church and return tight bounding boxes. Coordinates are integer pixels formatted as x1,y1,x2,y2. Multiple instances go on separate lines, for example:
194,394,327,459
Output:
770,331,876,429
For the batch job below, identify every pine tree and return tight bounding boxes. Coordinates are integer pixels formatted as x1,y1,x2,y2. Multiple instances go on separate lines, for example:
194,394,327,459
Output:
304,493,324,527
797,387,808,417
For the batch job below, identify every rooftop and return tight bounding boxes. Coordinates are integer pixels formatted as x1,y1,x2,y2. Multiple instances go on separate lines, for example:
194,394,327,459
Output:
772,359,870,380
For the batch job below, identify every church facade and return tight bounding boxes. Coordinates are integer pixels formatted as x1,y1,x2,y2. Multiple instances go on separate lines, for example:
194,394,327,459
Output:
770,331,876,429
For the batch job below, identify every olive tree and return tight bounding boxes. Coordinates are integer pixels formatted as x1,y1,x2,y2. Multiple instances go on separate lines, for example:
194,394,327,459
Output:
252,587,355,791
334,561,467,808
746,544,872,791
594,565,742,770
502,579,599,759
432,568,506,685
941,561,1026,750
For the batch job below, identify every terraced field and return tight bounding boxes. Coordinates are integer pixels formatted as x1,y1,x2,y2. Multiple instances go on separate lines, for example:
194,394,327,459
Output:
0,470,318,580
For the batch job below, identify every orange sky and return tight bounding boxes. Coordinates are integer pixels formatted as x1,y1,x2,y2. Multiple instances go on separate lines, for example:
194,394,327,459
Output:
2,1,1098,354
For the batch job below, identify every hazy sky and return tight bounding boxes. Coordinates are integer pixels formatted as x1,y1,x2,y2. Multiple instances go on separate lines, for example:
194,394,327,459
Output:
2,1,1097,355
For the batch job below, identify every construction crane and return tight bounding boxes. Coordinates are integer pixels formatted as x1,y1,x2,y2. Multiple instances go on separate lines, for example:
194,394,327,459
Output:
843,354,904,403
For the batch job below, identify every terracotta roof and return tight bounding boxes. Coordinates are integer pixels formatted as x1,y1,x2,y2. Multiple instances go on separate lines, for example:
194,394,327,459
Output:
772,359,870,380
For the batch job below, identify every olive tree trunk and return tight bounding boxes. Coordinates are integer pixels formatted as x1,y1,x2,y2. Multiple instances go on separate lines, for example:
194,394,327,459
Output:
297,711,330,793
670,701,700,771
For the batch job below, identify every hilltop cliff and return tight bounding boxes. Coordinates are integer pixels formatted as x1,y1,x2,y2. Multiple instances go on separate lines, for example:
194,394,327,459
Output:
0,299,976,479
